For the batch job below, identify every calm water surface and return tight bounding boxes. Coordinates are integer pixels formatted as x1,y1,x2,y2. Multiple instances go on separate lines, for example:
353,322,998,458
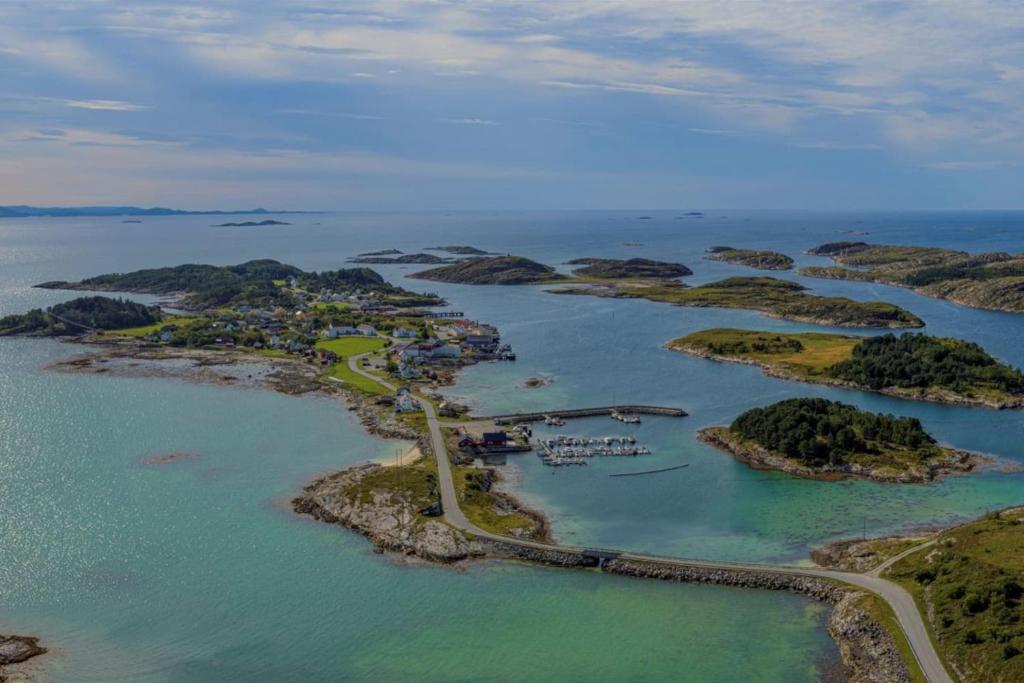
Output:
3,210,1023,680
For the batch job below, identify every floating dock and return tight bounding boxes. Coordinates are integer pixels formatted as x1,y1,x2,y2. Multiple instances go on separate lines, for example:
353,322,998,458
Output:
491,405,686,425
609,464,690,477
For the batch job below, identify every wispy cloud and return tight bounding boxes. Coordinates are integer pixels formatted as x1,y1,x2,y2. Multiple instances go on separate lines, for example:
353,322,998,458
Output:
441,118,498,126
927,160,1020,171
65,99,147,111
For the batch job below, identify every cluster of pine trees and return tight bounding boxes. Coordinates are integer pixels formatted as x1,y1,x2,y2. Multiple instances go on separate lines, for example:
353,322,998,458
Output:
730,397,935,467
829,334,1024,393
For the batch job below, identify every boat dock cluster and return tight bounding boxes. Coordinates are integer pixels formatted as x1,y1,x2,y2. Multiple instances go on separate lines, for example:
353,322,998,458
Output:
537,435,652,466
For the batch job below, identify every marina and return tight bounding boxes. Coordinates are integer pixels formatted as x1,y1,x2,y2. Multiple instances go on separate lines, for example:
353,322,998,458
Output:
536,434,652,466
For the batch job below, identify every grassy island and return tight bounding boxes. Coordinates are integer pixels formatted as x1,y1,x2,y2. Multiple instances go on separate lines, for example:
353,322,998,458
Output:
671,329,1024,408
0,296,161,336
705,246,794,270
801,242,1024,314
556,276,923,328
36,259,443,310
566,257,692,279
699,398,980,483
411,255,566,285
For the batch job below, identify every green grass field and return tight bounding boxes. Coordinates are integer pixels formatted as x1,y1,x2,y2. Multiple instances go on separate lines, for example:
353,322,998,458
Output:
326,361,391,395
886,509,1024,681
669,328,860,379
107,316,201,338
315,335,387,356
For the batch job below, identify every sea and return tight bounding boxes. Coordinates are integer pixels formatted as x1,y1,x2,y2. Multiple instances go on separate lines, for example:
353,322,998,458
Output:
2,210,1023,681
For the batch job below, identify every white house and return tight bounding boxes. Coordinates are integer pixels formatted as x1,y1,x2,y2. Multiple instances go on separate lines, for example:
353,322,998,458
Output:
357,324,377,337
393,327,417,339
395,393,421,413
429,344,461,359
324,325,359,338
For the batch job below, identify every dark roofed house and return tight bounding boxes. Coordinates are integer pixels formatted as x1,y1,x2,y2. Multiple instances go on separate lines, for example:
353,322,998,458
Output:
482,431,508,447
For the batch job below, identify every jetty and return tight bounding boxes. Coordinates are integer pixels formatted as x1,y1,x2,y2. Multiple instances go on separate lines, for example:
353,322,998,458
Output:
491,405,686,425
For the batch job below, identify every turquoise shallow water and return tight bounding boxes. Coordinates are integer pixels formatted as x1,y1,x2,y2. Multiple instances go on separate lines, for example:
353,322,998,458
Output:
3,210,1024,680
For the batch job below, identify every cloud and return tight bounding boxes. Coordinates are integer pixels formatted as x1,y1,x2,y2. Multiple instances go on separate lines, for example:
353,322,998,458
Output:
65,99,147,111
927,160,1020,171
441,118,498,126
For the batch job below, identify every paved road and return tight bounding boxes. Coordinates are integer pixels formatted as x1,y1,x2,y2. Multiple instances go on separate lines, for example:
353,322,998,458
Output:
345,353,951,683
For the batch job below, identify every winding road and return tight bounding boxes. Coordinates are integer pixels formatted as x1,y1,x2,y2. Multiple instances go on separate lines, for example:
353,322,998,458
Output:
346,351,951,683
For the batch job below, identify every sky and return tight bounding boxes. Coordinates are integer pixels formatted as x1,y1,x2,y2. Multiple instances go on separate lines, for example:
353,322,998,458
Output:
2,1,1024,210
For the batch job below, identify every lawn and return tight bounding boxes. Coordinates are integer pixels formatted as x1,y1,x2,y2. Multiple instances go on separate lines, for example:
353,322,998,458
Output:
326,361,390,395
669,328,859,379
886,509,1024,681
107,316,201,338
316,335,387,356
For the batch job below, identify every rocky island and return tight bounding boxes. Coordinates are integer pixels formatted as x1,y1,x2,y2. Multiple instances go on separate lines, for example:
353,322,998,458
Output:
212,219,290,227
426,245,492,255
36,259,444,310
670,329,1024,409
565,257,692,278
554,276,924,328
349,253,448,264
705,246,794,270
0,634,46,681
699,397,982,483
800,241,1024,313
411,255,567,285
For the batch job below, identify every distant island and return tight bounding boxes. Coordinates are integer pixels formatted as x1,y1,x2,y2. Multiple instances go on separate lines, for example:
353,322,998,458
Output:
425,245,492,255
699,397,981,483
705,246,794,271
670,329,1024,409
411,256,566,285
0,296,161,336
36,259,443,310
556,275,924,328
0,205,307,218
213,219,291,227
357,249,403,257
350,253,447,265
800,242,1024,313
566,257,692,279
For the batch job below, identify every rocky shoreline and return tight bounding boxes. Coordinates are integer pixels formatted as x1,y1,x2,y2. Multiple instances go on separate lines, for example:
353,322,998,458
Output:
671,342,1024,410
698,426,982,484
0,635,46,682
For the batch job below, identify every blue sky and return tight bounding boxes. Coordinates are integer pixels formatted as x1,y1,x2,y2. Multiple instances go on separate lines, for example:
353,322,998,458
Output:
2,1,1024,210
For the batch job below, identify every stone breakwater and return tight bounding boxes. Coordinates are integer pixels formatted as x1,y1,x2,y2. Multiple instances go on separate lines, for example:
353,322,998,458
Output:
602,560,910,683
698,426,979,484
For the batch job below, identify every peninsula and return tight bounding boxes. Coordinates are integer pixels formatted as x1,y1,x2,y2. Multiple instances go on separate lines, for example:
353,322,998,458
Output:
705,246,794,270
411,256,566,285
565,257,692,278
0,296,161,336
699,397,981,483
669,329,1024,409
35,259,444,310
554,276,924,328
800,242,1024,313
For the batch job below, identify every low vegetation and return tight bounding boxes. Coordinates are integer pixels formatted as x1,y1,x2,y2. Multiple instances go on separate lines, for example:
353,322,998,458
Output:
453,465,544,538
0,296,161,336
315,336,388,357
670,329,1024,408
36,259,442,310
705,246,794,270
411,255,566,284
561,276,923,328
886,509,1024,682
566,257,692,279
801,242,1024,313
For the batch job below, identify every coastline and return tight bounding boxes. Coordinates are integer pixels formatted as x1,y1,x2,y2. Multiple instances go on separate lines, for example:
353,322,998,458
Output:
0,634,47,682
669,341,1024,410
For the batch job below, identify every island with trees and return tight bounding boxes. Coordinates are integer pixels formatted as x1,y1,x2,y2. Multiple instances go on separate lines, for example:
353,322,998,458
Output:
565,257,692,279
411,256,566,284
349,253,448,264
699,397,981,483
426,245,492,255
36,259,444,310
800,241,1024,313
0,296,161,336
212,219,291,227
705,246,794,270
670,329,1024,409
556,276,924,328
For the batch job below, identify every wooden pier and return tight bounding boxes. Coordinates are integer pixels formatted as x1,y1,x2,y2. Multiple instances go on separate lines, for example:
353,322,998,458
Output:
489,405,687,425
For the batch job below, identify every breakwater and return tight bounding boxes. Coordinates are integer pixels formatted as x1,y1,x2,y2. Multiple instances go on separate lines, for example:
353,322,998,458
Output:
489,405,687,424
